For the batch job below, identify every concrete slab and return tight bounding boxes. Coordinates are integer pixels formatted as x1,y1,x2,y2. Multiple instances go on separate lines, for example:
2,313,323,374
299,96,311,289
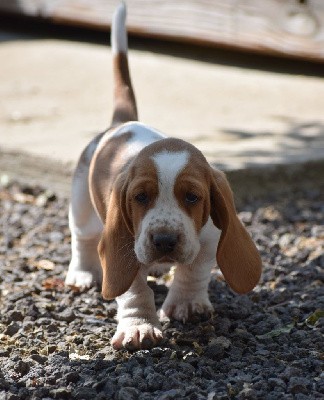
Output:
0,27,324,177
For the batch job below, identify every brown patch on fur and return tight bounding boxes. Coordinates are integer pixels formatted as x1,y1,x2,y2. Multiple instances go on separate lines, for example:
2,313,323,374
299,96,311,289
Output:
174,152,211,233
74,131,106,179
112,53,138,125
123,158,159,237
174,174,210,233
135,137,203,161
89,131,133,221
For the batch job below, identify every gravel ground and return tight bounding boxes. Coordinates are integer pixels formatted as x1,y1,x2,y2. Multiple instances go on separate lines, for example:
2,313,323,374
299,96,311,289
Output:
0,170,323,400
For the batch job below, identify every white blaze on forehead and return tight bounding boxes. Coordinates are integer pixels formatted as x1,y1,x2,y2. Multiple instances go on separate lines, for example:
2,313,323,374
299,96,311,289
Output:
152,150,189,189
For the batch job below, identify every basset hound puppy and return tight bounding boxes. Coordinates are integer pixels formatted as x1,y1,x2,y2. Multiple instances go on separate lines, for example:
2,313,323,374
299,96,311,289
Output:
66,3,262,350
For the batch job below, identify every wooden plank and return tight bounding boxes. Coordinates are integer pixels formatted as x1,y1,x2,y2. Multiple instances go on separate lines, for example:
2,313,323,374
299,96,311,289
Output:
1,0,324,62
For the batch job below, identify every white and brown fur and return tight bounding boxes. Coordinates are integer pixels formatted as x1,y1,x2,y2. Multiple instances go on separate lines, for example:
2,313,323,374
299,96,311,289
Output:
66,3,262,350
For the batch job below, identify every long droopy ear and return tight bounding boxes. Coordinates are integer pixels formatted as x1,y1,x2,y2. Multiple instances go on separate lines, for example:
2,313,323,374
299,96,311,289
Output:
209,168,262,294
98,174,140,300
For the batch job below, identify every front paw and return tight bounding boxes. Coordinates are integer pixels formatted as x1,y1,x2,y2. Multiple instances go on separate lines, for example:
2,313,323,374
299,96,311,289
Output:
160,295,213,323
65,268,101,289
111,320,163,350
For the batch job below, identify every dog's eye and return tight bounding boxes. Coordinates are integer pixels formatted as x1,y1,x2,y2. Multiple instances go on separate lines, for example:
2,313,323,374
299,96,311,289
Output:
185,192,199,204
135,192,149,205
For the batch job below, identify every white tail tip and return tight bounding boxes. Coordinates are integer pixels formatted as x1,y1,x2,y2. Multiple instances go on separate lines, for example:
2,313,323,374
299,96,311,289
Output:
111,2,128,55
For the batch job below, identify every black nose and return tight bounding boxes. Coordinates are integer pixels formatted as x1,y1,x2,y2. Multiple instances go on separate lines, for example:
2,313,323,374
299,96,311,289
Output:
152,233,178,254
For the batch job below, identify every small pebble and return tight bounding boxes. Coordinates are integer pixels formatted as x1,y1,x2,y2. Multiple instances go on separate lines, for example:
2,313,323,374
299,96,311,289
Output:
4,321,20,336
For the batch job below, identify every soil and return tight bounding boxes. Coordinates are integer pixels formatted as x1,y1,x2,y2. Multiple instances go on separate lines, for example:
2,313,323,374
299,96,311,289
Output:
0,163,323,400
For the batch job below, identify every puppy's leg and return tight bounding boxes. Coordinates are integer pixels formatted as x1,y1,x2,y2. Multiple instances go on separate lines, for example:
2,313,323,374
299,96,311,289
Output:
160,259,214,322
112,267,163,350
160,219,219,322
66,143,103,288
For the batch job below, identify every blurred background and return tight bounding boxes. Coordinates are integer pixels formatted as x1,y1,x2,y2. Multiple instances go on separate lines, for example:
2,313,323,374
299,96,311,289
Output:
0,0,323,183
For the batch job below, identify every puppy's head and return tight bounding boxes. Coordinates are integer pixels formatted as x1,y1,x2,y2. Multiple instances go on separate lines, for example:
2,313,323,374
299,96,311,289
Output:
129,142,209,267
98,138,261,299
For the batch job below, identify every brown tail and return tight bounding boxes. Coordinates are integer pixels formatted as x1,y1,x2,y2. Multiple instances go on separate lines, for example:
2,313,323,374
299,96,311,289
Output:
111,3,138,126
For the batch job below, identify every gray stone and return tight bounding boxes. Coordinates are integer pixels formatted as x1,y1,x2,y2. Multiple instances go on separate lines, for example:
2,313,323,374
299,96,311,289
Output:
65,371,80,383
52,388,71,399
73,387,97,400
14,360,30,376
7,310,24,322
146,372,164,391
156,389,185,400
288,377,310,395
117,387,140,400
56,309,76,323
4,321,20,336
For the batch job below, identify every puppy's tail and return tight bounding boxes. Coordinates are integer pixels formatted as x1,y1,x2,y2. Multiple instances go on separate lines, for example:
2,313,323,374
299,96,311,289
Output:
111,2,138,126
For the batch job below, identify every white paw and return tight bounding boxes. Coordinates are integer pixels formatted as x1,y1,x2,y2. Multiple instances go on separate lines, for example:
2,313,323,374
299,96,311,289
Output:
65,268,101,289
160,295,213,323
111,320,163,350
